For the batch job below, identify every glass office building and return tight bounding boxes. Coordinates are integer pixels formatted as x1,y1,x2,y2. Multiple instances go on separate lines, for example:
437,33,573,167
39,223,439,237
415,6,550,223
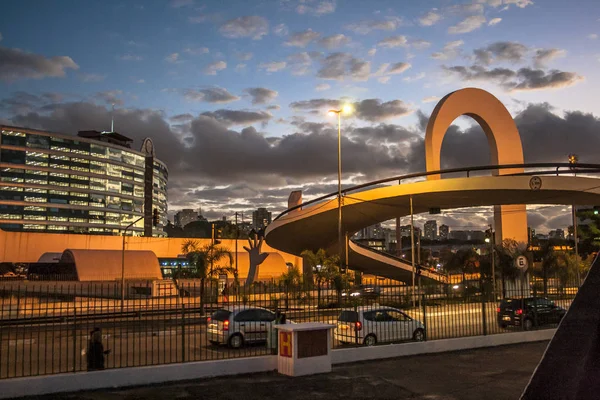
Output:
0,125,168,236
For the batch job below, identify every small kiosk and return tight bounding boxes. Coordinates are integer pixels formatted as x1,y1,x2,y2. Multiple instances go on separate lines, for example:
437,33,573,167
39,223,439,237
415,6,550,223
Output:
275,322,335,377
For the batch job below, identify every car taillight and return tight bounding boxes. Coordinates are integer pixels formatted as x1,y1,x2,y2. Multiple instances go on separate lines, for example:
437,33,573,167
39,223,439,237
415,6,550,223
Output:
355,321,362,331
223,320,229,331
516,309,523,315
207,317,211,323
496,307,500,313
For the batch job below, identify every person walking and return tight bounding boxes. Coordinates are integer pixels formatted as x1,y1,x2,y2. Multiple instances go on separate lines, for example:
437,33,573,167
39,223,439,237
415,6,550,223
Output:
87,328,110,371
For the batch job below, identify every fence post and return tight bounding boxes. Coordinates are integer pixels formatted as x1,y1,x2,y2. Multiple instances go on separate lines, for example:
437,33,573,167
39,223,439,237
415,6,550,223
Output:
72,301,77,372
421,293,427,341
481,283,488,336
181,303,185,363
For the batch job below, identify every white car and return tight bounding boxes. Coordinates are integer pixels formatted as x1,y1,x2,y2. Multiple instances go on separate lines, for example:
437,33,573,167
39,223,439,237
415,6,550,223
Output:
334,306,425,346
207,306,285,348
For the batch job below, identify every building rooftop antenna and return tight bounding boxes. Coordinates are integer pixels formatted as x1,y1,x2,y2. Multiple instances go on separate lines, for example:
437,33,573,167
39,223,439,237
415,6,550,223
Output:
111,103,115,132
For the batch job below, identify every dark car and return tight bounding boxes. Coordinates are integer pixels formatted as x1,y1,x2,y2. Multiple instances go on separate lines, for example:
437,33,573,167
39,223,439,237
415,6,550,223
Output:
497,297,566,330
342,285,381,300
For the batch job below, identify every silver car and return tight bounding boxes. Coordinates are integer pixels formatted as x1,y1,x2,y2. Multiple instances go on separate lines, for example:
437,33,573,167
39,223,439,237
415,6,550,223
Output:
334,306,425,346
207,306,280,348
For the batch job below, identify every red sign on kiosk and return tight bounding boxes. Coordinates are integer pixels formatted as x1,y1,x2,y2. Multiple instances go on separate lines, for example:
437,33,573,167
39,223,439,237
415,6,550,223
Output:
279,331,292,358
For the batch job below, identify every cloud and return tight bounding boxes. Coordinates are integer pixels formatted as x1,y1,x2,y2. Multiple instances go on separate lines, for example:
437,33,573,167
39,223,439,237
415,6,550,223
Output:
78,73,105,82
368,48,377,56
448,15,486,34
170,113,194,123
0,46,79,82
287,51,319,76
388,62,411,75
244,87,278,104
201,109,272,127
316,52,371,81
354,99,413,122
344,17,403,34
118,54,143,61
289,97,412,122
170,0,193,7
502,0,533,8
183,47,209,55
488,17,502,26
236,52,253,61
589,34,599,40
136,79,145,84
403,72,426,82
411,39,431,50
219,16,269,40
0,91,64,114
422,96,440,103
473,41,529,65
266,104,280,110
183,87,240,103
431,40,465,60
235,63,246,72
95,90,124,106
377,35,408,48
315,83,331,91
419,10,442,26
533,48,566,68
273,23,289,37
165,52,180,63
318,34,351,49
295,1,336,16
443,65,583,92
259,61,287,72
284,29,321,47
203,60,227,75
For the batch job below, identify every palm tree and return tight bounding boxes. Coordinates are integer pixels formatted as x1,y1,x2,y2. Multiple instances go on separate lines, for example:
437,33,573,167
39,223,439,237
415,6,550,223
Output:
180,239,234,314
280,264,302,309
444,248,480,284
537,242,557,296
494,239,528,297
301,249,338,306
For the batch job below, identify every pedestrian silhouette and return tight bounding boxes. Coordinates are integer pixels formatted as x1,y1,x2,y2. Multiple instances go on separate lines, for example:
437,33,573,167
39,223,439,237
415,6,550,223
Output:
87,328,110,371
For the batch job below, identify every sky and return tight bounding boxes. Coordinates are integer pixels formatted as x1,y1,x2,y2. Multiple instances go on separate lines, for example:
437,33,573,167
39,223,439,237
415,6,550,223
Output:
1,0,599,234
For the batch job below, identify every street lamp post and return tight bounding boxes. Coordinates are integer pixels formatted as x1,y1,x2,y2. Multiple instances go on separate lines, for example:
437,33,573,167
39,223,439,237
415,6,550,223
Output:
121,216,144,312
328,104,353,273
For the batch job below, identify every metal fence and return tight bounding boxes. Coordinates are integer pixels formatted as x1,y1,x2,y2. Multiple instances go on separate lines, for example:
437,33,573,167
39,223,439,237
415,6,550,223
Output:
0,275,578,379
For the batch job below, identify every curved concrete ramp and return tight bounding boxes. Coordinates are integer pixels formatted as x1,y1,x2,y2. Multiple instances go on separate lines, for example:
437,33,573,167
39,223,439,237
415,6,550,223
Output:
349,240,447,283
521,254,600,400
266,175,600,284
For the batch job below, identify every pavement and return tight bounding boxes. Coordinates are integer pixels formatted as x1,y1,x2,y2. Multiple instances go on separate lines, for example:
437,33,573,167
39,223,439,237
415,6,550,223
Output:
17,341,548,400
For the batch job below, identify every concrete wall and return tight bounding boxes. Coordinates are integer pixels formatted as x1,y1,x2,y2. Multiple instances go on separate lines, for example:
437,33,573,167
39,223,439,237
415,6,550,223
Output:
0,230,302,280
0,329,554,399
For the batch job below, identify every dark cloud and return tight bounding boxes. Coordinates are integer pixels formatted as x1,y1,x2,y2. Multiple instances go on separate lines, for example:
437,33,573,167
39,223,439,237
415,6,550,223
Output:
244,87,278,105
354,99,413,122
0,46,78,82
533,48,565,68
388,62,411,74
183,87,240,103
443,65,583,92
473,41,529,65
289,98,340,111
0,91,64,115
200,109,272,127
95,90,124,106
316,52,371,81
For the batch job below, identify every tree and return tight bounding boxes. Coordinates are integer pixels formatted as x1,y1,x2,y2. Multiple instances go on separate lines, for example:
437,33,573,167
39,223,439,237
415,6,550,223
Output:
494,239,528,297
554,253,578,293
300,249,338,306
178,239,234,314
443,248,480,284
535,242,557,296
280,264,302,309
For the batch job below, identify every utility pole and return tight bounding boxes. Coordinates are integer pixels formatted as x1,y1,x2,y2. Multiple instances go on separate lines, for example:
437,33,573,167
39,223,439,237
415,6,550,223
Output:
572,205,581,286
121,215,144,313
410,195,416,308
489,223,496,299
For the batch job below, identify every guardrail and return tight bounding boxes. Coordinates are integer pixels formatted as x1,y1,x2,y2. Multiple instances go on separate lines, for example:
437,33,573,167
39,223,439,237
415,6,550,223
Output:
273,162,600,221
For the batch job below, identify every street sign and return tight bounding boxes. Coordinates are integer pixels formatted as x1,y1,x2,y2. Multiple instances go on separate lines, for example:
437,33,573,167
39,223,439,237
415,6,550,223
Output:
529,176,542,190
515,255,529,271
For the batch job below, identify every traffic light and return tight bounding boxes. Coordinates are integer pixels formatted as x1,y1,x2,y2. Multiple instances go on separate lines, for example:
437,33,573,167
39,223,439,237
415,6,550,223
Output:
152,208,159,227
212,223,222,245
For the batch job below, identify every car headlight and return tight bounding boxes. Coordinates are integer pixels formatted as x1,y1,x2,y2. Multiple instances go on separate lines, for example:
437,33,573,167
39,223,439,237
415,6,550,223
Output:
452,285,459,289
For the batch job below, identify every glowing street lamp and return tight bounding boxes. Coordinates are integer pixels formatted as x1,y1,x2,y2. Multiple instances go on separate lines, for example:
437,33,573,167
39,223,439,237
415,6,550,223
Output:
328,104,353,272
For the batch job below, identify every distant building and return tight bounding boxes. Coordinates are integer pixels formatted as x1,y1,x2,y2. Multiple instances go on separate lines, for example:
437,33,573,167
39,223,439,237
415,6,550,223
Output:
252,207,272,230
449,230,485,242
424,220,437,240
358,223,385,239
549,229,565,239
174,209,198,228
400,225,421,238
439,224,449,240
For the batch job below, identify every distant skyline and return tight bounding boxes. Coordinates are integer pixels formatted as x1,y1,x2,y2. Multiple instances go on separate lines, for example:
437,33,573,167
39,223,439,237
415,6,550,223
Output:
1,0,599,233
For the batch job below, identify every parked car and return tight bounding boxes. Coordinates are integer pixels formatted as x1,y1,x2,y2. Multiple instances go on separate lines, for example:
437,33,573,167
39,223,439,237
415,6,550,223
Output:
497,297,566,330
207,306,287,348
334,306,425,346
341,285,381,300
